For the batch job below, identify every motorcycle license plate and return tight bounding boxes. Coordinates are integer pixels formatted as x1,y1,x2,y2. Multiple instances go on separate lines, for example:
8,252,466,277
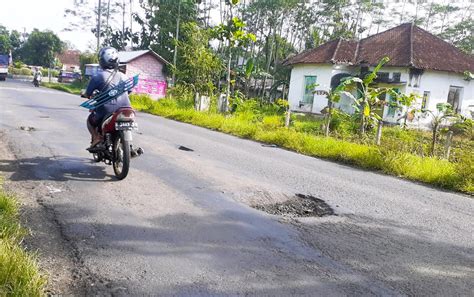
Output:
115,122,137,130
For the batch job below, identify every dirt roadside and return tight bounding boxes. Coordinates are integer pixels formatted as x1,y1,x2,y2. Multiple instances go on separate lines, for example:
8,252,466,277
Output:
0,130,94,296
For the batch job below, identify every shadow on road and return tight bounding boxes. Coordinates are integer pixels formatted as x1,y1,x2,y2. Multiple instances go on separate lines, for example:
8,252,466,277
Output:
31,199,474,296
0,156,115,182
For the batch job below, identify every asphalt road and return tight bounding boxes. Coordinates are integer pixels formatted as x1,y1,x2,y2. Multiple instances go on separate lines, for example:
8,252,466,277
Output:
0,80,473,296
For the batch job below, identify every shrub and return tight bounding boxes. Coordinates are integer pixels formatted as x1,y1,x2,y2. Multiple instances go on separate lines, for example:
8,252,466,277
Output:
9,67,33,76
329,110,356,137
40,69,60,78
450,118,473,140
166,85,195,109
20,68,32,76
262,115,284,130
13,61,25,69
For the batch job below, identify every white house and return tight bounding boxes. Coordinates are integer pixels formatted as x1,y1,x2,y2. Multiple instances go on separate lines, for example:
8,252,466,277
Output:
285,23,474,125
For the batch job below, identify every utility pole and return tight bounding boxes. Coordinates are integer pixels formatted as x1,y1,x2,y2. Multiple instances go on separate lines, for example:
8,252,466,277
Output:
97,0,102,51
130,0,133,39
122,0,126,49
172,0,181,85
106,0,111,37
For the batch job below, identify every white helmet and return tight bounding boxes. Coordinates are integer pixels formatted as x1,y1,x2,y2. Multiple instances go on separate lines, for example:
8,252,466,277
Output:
99,47,119,70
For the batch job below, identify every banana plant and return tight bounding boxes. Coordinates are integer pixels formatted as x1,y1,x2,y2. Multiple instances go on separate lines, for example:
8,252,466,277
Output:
340,56,391,135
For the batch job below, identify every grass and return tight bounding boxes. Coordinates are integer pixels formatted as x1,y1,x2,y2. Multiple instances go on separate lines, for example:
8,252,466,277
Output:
131,94,473,195
41,81,83,95
0,181,46,296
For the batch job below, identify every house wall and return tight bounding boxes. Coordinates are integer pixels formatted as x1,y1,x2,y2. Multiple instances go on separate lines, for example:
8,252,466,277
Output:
381,68,474,125
125,53,167,99
288,64,333,113
412,70,473,118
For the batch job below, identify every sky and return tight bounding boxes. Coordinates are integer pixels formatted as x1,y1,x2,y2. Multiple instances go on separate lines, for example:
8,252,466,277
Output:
0,0,94,51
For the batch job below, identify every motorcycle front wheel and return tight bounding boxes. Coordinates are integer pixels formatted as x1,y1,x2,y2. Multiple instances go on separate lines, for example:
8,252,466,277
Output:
112,131,131,180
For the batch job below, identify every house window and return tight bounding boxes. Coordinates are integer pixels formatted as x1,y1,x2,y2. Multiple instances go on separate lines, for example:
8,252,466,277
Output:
392,72,401,82
302,75,317,104
447,86,463,113
409,68,423,88
376,72,389,82
422,91,430,110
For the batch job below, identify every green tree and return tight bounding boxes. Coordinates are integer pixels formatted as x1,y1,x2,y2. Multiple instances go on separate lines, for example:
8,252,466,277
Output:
0,34,11,54
20,29,64,66
439,19,474,54
213,16,256,102
79,52,99,75
175,22,223,95
134,0,200,61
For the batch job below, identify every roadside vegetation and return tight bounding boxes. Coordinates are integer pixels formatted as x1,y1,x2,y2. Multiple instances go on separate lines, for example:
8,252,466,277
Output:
130,93,473,195
0,180,46,296
41,81,84,95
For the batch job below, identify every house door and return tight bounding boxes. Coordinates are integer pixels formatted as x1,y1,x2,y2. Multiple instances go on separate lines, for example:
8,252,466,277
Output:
300,75,317,112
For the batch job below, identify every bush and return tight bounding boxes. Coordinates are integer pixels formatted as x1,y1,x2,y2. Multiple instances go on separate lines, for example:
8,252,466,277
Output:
329,110,357,137
20,68,32,76
262,115,284,130
450,118,473,140
166,85,195,109
13,61,25,69
40,69,60,78
9,67,32,76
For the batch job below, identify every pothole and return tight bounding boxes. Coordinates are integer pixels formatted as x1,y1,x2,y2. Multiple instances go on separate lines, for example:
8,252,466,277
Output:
253,193,334,217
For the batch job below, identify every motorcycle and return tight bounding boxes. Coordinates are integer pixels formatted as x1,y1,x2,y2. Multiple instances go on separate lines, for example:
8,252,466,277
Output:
33,75,41,87
89,107,143,180
81,75,142,180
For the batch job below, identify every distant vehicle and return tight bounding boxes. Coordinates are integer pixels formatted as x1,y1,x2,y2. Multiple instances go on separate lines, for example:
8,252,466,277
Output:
58,70,81,83
0,55,9,81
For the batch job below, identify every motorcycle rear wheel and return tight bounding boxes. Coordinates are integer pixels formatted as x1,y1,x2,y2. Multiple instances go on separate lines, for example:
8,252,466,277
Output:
112,132,131,180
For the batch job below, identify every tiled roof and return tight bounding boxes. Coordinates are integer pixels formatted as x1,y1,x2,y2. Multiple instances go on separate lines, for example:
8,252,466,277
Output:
285,23,474,73
118,50,170,65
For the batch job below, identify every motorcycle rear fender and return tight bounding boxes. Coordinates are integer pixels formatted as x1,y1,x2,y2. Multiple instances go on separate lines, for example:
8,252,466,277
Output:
102,108,136,133
123,130,133,142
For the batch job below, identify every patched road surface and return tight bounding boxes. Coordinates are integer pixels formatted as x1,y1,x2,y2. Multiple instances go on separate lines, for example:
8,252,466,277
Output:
0,80,473,296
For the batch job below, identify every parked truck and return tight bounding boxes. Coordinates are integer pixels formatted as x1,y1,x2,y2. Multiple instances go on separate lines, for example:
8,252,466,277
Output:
0,55,9,81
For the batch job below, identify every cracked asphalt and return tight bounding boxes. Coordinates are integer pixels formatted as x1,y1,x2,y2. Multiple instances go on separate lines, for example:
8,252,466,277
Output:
0,80,473,296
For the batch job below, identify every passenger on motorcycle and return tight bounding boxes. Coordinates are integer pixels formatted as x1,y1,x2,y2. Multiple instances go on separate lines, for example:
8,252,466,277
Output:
84,47,131,150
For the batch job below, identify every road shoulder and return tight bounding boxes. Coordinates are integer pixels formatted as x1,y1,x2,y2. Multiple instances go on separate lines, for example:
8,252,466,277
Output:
0,130,88,295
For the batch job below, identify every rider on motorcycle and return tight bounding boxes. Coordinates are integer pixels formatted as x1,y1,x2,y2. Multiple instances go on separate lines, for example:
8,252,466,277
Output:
33,68,42,84
84,47,131,150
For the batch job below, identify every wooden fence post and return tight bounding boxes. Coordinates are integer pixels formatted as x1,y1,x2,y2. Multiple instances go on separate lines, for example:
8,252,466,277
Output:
376,121,383,145
445,131,453,159
285,109,291,128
